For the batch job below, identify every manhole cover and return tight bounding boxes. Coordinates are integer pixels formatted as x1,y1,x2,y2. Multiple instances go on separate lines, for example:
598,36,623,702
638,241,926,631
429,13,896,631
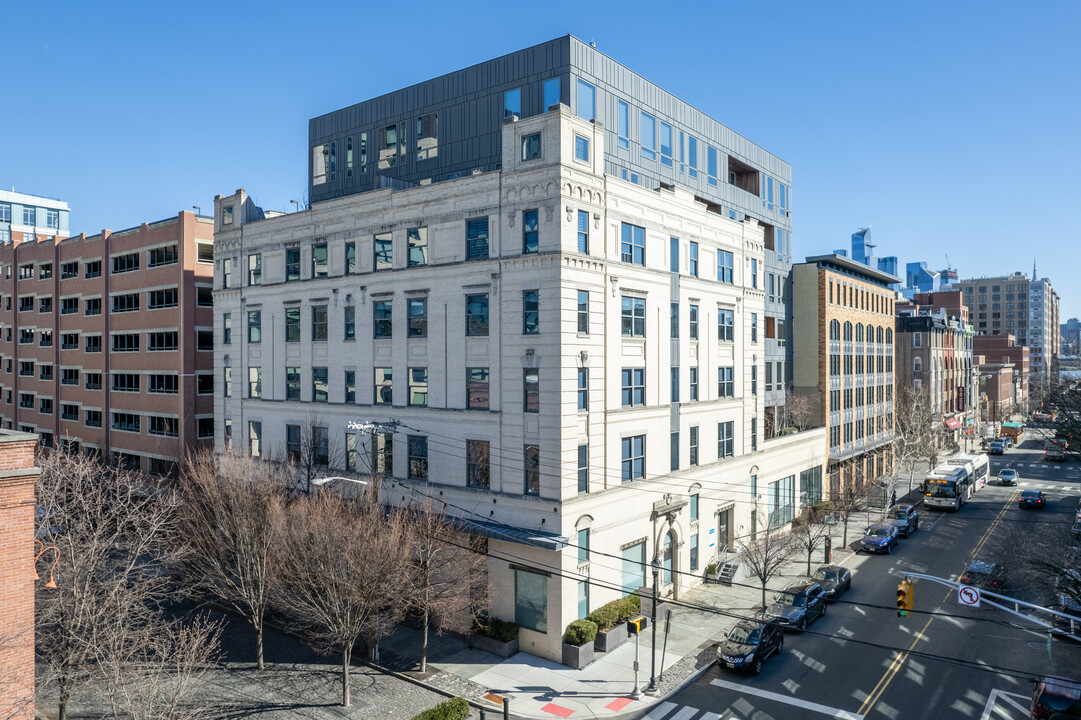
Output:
1027,641,1047,650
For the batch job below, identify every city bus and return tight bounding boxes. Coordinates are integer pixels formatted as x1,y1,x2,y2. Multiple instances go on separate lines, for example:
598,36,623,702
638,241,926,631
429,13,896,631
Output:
924,465,972,511
945,453,990,494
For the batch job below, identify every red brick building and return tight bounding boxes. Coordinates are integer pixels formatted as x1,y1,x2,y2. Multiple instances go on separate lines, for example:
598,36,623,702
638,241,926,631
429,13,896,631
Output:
975,334,1030,419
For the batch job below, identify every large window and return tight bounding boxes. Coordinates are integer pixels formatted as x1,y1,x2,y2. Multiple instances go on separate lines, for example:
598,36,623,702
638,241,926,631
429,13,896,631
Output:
504,88,521,118
577,210,589,253
374,368,392,405
522,210,539,253
621,541,646,595
767,475,796,528
408,435,428,479
373,301,392,338
543,77,560,110
312,367,328,403
524,445,540,495
577,290,589,334
660,122,673,166
522,291,539,334
514,569,547,634
620,223,645,265
248,254,262,285
718,309,734,341
466,294,489,336
578,445,588,493
717,421,734,458
621,296,645,337
311,306,328,341
408,299,427,337
467,367,489,409
617,99,629,148
621,368,645,407
466,218,489,260
718,367,734,397
466,439,490,488
248,311,262,343
640,112,656,159
286,248,300,282
286,367,300,400
374,233,392,270
576,79,595,121
800,466,823,507
409,368,428,406
717,250,733,283
621,435,645,482
577,367,588,410
407,228,427,267
248,367,262,398
689,305,699,339
523,370,539,412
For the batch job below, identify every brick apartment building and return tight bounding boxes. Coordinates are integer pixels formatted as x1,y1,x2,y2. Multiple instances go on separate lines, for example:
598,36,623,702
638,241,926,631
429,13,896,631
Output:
0,430,40,720
0,212,215,472
974,334,1030,420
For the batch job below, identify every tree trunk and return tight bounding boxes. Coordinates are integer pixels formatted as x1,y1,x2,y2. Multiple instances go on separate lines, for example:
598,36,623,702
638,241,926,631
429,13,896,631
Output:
255,617,265,671
421,605,429,674
842,517,849,548
807,548,812,575
760,580,767,611
341,647,351,707
58,702,67,720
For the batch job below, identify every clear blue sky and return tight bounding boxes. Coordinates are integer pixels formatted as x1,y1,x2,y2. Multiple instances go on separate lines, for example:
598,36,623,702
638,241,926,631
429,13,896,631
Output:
4,1,1078,316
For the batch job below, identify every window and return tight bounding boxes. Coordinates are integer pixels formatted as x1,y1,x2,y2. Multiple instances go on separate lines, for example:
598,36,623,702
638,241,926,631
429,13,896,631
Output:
671,302,679,339
312,367,329,403
660,121,673,166
149,417,179,437
197,417,214,439
311,306,328,341
515,568,547,633
62,404,79,421
717,250,733,283
112,412,140,433
112,252,139,274
379,125,398,169
84,297,101,316
345,242,356,275
147,288,178,309
248,367,262,398
522,291,539,334
913,332,922,348
18,393,33,409
689,305,699,339
112,333,140,352
61,369,79,386
621,435,645,482
688,135,698,177
85,372,102,390
688,241,699,277
85,410,102,428
408,435,428,479
577,444,588,493
576,79,595,120
751,417,757,451
196,286,213,306
620,223,645,265
374,233,392,270
374,368,393,404
543,77,560,110
718,308,734,341
18,362,33,377
84,260,101,279
408,367,428,406
39,297,52,313
18,296,32,312
504,88,521,118
751,313,758,342
800,466,823,507
286,367,300,400
248,254,262,285
671,367,680,403
374,300,392,338
466,294,489,336
285,248,300,282
19,328,33,344
249,421,262,458
0,203,8,222
466,218,489,260
149,374,178,394
311,243,328,278
577,210,589,253
718,367,734,397
621,296,645,337
522,210,539,253
617,99,629,148
467,368,489,409
61,262,78,279
577,290,589,333
670,431,680,471
574,134,589,162
285,307,300,342
578,528,590,563
344,306,355,340
718,421,734,458
750,258,759,289
523,369,540,412
195,330,212,350
416,112,438,161
148,245,178,267
767,475,796,528
407,228,427,267
148,331,178,351
112,293,140,313
18,264,33,280
640,112,656,159
689,367,699,400
466,439,490,488
621,368,645,406
577,367,588,410
707,146,718,186
407,298,427,337
524,445,540,495
221,205,234,225
112,374,140,392
39,263,52,279
344,370,355,403
197,244,214,263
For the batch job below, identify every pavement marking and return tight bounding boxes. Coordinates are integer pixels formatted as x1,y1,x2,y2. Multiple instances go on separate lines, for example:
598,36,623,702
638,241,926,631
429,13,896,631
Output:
979,688,1030,720
668,707,700,720
540,702,574,718
604,697,633,711
709,678,864,719
642,701,677,719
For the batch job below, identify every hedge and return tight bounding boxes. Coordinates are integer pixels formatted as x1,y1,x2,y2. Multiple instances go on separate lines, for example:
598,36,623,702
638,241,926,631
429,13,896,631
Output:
563,619,598,646
411,696,469,720
472,616,519,642
587,594,641,630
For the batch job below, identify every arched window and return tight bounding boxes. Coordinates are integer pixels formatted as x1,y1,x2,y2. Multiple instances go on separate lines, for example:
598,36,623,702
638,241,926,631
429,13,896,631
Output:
663,531,675,585
866,324,875,349
843,322,853,341
855,324,864,342
886,328,893,344
876,326,884,344
830,319,841,341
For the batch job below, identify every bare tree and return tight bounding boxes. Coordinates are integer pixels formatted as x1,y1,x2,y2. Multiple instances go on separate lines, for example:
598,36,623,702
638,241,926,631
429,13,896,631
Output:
894,384,940,488
276,490,411,707
0,619,34,720
778,386,815,432
829,478,878,549
791,506,832,576
401,500,490,673
737,505,797,611
290,413,346,494
175,451,288,670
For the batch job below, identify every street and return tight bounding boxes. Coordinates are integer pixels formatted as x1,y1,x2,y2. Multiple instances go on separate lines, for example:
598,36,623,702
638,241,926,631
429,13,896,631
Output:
632,434,1081,720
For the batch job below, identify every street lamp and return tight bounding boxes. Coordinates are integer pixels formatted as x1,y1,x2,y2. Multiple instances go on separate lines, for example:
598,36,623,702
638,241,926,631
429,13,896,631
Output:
645,556,661,694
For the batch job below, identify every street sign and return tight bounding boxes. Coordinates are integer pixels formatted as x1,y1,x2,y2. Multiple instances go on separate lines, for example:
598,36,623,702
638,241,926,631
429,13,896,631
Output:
958,585,981,608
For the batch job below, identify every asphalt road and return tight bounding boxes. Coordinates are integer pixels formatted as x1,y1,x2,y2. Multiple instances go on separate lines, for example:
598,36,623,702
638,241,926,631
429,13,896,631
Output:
639,435,1081,720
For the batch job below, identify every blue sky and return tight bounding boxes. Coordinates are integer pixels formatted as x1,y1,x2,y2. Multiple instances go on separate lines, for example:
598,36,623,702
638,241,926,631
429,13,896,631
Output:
4,1,1079,316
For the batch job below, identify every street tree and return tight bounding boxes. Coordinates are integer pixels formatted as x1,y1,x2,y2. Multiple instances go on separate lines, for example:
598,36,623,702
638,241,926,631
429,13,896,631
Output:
893,384,941,487
984,514,1080,619
291,412,346,494
828,478,881,549
1042,377,1081,460
737,506,797,611
401,499,490,673
276,489,411,707
0,622,33,720
791,505,833,576
175,451,288,670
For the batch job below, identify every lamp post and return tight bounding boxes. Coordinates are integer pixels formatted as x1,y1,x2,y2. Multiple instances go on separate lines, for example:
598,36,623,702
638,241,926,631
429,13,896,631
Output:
645,556,661,694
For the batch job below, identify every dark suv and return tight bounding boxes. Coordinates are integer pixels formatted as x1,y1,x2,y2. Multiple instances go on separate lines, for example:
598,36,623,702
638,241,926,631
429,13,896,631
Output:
1031,676,1081,719
766,581,827,632
886,504,920,537
716,618,784,675
960,561,1008,590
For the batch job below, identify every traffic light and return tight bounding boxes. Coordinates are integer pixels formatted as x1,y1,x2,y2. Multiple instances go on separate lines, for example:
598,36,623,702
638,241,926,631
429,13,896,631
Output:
896,579,914,617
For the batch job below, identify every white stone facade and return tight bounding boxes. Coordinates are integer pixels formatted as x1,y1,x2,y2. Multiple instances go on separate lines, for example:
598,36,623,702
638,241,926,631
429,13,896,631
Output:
213,107,827,662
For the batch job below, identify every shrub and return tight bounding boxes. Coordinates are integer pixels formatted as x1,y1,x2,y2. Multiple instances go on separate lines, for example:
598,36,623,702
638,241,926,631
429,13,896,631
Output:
587,604,618,630
411,696,470,720
811,500,833,516
705,561,718,578
472,616,519,642
587,594,643,630
563,619,598,646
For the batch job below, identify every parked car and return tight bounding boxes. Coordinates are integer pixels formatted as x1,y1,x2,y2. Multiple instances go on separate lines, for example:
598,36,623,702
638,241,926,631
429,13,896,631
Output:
860,523,900,554
716,618,784,674
812,564,852,602
960,561,1008,590
997,468,1019,486
766,582,828,632
885,504,919,537
989,440,1006,455
1073,519,1081,542
1031,675,1081,719
1020,489,1047,510
1001,436,1014,449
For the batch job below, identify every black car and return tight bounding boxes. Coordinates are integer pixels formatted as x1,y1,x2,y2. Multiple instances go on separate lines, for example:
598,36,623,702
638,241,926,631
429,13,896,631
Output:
812,564,852,602
1020,489,1047,510
716,618,784,675
886,504,919,538
960,561,1008,590
766,581,827,632
989,440,1006,455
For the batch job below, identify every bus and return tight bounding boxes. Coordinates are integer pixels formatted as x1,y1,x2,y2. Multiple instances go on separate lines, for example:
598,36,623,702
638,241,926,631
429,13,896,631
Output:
945,453,990,493
924,465,972,511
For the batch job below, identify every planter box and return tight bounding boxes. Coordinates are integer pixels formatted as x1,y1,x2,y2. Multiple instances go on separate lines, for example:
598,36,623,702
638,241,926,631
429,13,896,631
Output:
468,633,519,658
561,640,594,669
594,621,628,652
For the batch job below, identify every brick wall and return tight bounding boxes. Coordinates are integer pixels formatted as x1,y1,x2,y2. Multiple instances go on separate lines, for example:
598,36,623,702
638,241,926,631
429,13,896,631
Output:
0,433,40,720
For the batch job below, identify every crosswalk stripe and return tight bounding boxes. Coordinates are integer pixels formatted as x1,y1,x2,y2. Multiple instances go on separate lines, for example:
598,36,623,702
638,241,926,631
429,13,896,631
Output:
643,701,677,720
669,707,700,720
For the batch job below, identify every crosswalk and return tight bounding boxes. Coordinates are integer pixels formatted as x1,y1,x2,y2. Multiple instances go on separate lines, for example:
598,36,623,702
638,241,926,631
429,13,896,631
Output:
641,679,866,719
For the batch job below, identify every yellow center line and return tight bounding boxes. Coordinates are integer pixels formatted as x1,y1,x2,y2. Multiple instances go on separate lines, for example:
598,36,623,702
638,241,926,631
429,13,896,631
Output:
856,489,1019,716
